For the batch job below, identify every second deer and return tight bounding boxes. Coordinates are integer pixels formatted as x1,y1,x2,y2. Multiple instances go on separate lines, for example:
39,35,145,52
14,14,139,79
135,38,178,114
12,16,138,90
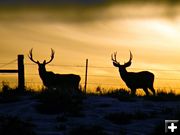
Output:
111,51,156,96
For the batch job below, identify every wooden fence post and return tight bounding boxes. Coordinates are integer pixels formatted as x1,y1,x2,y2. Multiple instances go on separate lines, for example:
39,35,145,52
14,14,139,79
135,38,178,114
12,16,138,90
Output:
18,55,25,92
84,59,88,94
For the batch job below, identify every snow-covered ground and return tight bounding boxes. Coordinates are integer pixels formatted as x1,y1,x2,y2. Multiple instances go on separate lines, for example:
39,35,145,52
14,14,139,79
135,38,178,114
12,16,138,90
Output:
0,95,179,135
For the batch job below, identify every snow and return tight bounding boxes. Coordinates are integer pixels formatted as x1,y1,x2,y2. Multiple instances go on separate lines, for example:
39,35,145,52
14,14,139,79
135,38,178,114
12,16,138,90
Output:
0,95,179,135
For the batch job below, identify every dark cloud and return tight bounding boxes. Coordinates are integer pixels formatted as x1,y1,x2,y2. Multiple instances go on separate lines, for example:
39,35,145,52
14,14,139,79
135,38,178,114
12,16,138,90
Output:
0,0,180,6
0,0,179,22
0,0,105,5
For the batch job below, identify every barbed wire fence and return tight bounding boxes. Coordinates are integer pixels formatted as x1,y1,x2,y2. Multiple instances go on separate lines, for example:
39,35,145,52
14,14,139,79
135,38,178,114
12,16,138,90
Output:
0,58,180,92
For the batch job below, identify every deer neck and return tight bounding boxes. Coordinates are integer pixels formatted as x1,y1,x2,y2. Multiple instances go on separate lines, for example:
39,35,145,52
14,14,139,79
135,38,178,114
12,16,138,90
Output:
38,66,47,78
119,68,129,81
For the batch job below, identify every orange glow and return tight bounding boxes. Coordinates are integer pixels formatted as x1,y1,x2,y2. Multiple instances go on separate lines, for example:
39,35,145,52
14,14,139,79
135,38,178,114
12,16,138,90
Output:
0,4,180,93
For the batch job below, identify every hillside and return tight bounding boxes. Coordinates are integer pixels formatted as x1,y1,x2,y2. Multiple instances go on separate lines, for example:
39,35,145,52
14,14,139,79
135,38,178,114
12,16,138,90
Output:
0,92,180,135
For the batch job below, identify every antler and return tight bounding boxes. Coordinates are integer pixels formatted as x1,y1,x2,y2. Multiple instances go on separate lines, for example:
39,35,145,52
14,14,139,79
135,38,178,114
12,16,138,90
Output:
44,48,55,64
28,48,39,64
124,51,133,67
111,52,119,63
111,52,120,66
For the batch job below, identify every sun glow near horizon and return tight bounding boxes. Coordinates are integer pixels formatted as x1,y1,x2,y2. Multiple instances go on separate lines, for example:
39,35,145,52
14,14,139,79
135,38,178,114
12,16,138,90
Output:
0,4,180,93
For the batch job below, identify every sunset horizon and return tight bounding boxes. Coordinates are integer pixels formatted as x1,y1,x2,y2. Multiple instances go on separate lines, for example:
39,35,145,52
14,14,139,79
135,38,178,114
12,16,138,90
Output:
0,1,180,94
0,2,180,135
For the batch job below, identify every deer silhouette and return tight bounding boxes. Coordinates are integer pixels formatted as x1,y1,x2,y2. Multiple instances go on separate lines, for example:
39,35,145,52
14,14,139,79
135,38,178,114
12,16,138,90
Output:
111,51,155,96
28,48,81,93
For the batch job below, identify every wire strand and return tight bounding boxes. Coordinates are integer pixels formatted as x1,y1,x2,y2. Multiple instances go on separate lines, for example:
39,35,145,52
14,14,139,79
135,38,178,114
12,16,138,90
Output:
0,59,17,68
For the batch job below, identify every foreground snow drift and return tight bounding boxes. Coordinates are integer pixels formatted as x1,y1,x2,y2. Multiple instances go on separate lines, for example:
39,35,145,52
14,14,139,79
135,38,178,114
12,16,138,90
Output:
0,95,179,135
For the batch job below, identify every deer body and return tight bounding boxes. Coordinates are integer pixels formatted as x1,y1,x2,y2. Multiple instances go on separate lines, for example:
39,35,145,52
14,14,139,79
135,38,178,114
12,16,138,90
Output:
40,72,81,90
28,49,81,93
112,51,155,96
119,70,155,94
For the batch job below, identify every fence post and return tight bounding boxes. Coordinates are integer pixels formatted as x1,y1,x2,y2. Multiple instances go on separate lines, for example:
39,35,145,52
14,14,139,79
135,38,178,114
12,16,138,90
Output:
84,59,88,94
18,55,25,92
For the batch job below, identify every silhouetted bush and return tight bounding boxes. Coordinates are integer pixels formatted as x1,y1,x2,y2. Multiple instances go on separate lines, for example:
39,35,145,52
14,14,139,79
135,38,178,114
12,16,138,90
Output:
69,125,108,135
1,81,12,93
56,114,68,123
102,89,135,101
95,88,180,102
35,87,84,115
144,90,180,101
105,112,133,125
0,82,37,103
105,111,154,125
0,115,36,135
119,128,127,135
56,123,67,131
0,82,21,103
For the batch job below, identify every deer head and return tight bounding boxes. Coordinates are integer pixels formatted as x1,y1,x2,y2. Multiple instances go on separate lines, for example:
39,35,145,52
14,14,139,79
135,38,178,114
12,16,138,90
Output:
111,51,133,71
28,48,55,73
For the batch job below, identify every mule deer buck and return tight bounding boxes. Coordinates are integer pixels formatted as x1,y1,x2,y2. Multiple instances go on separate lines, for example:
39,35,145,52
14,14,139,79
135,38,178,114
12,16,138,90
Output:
28,48,81,94
111,51,155,96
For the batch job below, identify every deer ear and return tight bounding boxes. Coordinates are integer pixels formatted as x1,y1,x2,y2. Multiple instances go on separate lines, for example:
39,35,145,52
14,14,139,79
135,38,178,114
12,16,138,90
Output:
113,62,120,67
124,61,131,67
43,60,46,64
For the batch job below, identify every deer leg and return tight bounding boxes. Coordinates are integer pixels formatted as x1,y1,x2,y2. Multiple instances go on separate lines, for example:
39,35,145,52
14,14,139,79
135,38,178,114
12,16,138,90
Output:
143,88,149,96
149,87,156,96
130,88,136,96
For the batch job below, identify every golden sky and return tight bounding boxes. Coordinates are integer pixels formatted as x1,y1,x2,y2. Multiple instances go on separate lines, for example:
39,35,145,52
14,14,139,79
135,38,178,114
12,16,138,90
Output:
0,2,180,93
